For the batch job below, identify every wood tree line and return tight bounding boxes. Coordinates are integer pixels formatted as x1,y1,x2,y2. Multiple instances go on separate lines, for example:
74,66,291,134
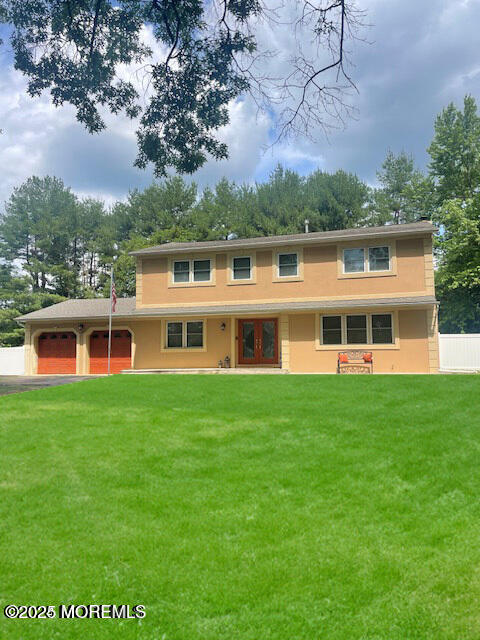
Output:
1,95,480,344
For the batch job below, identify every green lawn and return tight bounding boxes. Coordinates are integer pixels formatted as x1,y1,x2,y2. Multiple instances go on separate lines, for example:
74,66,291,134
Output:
1,375,480,640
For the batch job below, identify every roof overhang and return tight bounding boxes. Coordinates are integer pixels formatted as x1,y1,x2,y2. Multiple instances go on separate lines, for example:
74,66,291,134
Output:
130,296,438,318
17,296,438,324
130,224,437,258
16,313,135,325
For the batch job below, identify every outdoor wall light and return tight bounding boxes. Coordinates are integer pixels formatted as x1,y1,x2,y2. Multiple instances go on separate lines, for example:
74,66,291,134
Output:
220,322,226,331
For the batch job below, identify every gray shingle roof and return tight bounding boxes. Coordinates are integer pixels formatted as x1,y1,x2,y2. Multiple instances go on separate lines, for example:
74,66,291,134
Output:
17,295,437,322
130,221,436,257
16,297,136,322
131,296,437,317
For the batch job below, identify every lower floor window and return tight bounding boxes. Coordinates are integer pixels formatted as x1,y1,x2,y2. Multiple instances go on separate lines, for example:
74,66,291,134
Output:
371,314,393,343
167,320,204,348
321,313,393,345
346,315,367,344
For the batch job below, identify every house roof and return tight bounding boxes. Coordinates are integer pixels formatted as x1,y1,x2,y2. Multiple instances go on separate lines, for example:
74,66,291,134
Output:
130,296,437,317
130,221,436,257
16,297,136,322
17,295,437,323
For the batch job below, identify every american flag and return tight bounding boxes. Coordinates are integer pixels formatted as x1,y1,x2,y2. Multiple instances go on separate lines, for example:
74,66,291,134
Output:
111,270,117,313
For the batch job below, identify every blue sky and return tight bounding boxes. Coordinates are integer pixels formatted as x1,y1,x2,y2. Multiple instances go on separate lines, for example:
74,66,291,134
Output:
1,0,480,207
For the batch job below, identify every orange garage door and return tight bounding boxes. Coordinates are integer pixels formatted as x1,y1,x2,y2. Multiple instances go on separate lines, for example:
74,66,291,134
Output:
89,330,132,374
38,332,77,374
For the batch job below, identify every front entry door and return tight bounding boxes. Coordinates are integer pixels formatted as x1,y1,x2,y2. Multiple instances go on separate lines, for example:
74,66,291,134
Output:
238,319,278,365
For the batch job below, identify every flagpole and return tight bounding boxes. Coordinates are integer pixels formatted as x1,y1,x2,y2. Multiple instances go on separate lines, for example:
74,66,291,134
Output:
107,265,113,376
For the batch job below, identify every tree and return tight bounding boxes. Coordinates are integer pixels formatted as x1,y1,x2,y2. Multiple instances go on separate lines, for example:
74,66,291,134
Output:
115,177,197,239
434,196,480,333
303,169,369,230
425,95,480,332
369,151,433,225
0,176,78,292
0,264,64,346
428,95,480,203
0,1,365,176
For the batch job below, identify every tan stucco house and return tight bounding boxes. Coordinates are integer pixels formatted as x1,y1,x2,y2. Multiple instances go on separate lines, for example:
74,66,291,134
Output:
17,221,439,374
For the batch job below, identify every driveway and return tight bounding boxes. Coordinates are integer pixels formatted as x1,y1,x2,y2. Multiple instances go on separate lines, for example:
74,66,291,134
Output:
0,375,99,397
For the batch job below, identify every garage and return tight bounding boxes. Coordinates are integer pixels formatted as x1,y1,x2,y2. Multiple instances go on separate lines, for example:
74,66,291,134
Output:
37,332,77,374
89,330,132,374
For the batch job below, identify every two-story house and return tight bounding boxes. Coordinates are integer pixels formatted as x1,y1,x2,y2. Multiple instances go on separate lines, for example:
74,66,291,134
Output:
18,221,439,374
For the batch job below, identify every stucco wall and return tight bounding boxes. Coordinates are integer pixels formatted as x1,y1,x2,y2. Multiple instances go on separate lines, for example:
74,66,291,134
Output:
25,306,436,374
288,309,431,373
139,237,429,308
131,317,232,369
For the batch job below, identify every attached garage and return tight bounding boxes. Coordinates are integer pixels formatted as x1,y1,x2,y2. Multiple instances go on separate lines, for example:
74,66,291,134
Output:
37,332,77,374
89,330,132,374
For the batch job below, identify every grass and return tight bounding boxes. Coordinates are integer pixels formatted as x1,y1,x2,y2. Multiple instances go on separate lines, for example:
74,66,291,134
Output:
1,374,480,640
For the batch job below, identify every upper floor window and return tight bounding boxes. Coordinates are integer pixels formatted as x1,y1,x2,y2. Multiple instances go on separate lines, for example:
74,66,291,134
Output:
233,256,251,280
173,260,190,283
343,248,365,273
278,253,298,277
343,246,391,274
193,259,211,282
368,246,390,271
173,259,211,284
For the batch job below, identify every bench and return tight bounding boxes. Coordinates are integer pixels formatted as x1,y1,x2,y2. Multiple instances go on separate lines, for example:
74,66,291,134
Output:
337,350,373,374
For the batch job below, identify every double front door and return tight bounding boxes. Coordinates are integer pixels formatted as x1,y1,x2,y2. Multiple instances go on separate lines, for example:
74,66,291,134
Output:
238,318,279,365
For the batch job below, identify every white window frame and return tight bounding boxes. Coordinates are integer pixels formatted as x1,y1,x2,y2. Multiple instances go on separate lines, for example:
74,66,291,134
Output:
342,245,392,275
232,255,252,281
165,320,206,350
172,260,191,283
171,258,212,285
367,246,391,272
345,313,369,345
343,247,366,274
277,252,299,278
371,313,394,345
319,312,394,346
320,314,343,346
192,258,212,282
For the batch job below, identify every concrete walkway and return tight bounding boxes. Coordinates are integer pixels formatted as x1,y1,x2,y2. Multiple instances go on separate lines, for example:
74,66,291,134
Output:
0,375,99,396
121,368,288,374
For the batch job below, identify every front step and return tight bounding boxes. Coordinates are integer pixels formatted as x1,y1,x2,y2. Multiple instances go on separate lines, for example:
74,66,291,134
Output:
121,368,289,375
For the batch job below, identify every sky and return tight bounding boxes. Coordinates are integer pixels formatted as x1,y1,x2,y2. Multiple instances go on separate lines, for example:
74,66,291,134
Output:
0,0,479,208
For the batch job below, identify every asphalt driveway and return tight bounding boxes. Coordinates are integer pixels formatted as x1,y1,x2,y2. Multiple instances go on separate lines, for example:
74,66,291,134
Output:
0,375,99,396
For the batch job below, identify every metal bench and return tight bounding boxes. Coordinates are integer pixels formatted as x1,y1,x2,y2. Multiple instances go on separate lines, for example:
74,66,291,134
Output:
337,350,373,374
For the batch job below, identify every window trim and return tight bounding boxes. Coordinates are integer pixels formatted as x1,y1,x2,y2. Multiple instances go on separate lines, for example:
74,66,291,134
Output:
367,246,391,273
232,255,252,281
343,247,366,275
161,318,207,352
337,241,397,279
315,311,399,350
227,252,257,285
169,255,215,288
273,247,304,282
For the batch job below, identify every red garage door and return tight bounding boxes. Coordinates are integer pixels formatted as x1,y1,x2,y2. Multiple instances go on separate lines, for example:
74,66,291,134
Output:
89,330,132,374
38,332,77,374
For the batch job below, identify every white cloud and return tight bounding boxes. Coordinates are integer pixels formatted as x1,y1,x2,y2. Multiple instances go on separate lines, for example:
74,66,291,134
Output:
0,0,480,208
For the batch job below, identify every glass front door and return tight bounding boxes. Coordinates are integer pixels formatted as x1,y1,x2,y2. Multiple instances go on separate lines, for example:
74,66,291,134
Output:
238,319,278,365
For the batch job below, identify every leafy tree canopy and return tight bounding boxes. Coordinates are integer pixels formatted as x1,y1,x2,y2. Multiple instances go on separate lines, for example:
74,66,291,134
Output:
0,0,363,176
428,95,480,203
369,151,433,225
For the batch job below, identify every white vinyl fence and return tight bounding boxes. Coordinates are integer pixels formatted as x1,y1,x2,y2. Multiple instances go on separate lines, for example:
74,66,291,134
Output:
0,346,25,375
439,334,480,372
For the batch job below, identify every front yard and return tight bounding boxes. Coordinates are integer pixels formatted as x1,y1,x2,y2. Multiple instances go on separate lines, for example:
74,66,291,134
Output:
1,375,479,639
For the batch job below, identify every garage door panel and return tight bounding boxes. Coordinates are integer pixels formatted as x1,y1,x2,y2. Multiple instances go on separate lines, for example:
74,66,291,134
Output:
89,330,131,374
38,332,76,374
